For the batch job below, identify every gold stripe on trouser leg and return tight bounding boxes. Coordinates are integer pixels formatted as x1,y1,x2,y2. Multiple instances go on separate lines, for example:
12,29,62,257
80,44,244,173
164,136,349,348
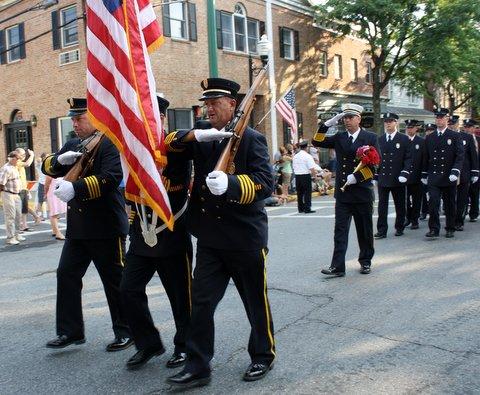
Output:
117,237,124,267
185,252,192,313
261,248,276,357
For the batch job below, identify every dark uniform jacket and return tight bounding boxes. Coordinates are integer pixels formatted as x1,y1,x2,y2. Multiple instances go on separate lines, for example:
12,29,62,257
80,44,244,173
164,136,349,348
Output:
457,131,479,184
376,132,412,187
312,124,379,203
422,128,464,187
165,127,273,251
127,153,192,258
407,135,425,184
42,135,128,239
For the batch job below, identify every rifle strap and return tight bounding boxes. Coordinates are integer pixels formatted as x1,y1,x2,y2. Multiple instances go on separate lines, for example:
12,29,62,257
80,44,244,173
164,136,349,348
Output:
80,134,106,178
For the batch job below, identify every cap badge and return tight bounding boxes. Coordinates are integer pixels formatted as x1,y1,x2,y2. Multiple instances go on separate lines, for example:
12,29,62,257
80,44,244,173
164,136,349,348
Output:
202,79,208,89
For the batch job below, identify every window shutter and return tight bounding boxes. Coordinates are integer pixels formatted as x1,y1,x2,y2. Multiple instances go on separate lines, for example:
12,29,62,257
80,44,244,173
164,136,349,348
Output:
259,21,265,37
0,30,6,65
162,4,171,37
50,118,59,152
51,11,60,50
167,109,176,132
294,30,300,61
215,10,223,49
18,23,26,59
188,3,197,41
279,27,284,58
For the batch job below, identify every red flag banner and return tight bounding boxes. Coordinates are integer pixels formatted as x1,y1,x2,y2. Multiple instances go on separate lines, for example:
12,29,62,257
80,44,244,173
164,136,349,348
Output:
86,0,173,229
275,86,298,143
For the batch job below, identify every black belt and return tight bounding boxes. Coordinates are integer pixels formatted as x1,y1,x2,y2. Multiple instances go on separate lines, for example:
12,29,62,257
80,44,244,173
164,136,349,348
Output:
3,190,19,195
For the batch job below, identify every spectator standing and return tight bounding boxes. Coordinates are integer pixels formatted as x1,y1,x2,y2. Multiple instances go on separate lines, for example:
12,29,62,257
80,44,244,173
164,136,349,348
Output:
44,176,66,240
35,153,48,220
280,146,293,201
0,152,25,245
15,147,41,231
292,140,317,214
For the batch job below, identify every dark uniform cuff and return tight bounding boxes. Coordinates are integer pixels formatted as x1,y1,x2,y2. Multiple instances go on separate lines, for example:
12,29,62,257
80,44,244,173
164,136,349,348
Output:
354,166,374,182
400,170,410,178
164,130,189,152
226,174,256,204
312,124,328,143
73,175,102,201
450,168,460,177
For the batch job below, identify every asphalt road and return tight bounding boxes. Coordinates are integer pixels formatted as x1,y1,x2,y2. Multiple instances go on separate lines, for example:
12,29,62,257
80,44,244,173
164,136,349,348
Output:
1,196,480,394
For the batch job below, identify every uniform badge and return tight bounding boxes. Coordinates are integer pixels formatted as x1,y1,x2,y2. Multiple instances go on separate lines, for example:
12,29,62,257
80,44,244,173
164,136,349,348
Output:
463,140,466,145
396,143,400,149
415,144,419,150
447,139,452,145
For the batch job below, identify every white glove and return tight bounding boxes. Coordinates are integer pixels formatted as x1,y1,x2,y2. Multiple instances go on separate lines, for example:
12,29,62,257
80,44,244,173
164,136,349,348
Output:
372,180,377,186
58,151,82,165
398,176,407,183
471,176,479,184
206,171,228,195
324,113,345,127
54,180,75,202
421,178,428,185
346,174,357,185
193,128,233,143
449,174,458,182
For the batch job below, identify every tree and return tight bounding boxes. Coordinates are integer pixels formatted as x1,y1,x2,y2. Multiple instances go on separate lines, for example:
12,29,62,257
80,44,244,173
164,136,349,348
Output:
313,0,480,132
398,1,480,115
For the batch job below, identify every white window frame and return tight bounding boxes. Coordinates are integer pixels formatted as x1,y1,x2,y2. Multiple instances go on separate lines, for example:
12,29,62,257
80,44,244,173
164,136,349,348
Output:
334,54,342,80
351,58,358,82
319,51,327,77
281,28,294,60
366,61,372,83
168,2,188,40
6,24,21,63
60,5,78,49
57,117,75,147
221,5,259,54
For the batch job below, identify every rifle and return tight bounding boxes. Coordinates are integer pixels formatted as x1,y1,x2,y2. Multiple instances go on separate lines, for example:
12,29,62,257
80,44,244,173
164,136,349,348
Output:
214,63,269,175
63,132,105,182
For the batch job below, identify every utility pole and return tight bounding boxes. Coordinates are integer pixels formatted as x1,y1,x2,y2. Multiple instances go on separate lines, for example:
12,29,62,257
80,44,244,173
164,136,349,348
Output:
206,0,218,78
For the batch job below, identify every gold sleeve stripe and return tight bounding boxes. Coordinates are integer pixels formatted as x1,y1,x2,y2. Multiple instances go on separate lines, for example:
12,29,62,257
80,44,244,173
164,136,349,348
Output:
360,167,373,180
94,176,101,197
84,177,94,199
44,155,54,174
237,175,247,204
87,176,98,198
246,176,255,204
164,132,177,145
238,174,255,204
312,132,326,143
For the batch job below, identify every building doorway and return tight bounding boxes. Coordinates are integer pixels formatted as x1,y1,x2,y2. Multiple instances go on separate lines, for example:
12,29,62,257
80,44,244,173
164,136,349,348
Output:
4,120,34,180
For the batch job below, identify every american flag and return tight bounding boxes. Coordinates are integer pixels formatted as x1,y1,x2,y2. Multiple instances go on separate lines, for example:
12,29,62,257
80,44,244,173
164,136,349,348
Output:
275,87,298,142
86,0,173,229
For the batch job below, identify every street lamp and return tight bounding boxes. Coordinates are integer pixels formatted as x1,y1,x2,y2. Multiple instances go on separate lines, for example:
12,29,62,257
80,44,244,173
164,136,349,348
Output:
0,0,58,25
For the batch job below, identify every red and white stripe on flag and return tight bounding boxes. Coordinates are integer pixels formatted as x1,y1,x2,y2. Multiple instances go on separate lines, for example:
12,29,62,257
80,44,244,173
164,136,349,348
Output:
86,0,173,230
275,87,298,142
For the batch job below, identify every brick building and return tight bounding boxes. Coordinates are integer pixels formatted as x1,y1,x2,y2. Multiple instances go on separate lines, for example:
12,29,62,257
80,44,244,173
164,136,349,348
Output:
0,0,376,178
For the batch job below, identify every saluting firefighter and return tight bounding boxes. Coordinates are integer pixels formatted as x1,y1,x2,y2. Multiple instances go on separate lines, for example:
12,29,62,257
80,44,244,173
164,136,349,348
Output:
463,119,480,222
43,98,132,351
313,104,379,277
164,78,275,388
420,123,437,220
422,108,464,239
404,119,425,229
120,95,193,370
452,116,479,230
374,113,412,238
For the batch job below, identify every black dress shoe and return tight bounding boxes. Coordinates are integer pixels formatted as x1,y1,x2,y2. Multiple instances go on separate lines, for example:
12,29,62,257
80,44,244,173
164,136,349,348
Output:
126,346,165,370
321,267,345,277
404,221,411,228
425,230,439,238
243,362,274,382
455,225,464,231
420,214,427,220
303,209,316,214
166,352,187,368
106,337,134,352
394,230,404,236
411,223,419,230
374,232,386,239
166,370,211,388
46,335,85,349
445,230,455,238
360,266,371,274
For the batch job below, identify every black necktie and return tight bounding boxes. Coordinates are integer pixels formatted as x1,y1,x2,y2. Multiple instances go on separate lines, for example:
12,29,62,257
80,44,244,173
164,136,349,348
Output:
348,135,353,146
387,135,391,142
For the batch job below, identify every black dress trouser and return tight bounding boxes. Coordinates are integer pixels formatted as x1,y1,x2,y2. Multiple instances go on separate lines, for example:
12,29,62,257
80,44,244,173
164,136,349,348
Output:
184,246,275,374
120,249,193,352
377,185,406,234
295,174,312,212
56,238,130,338
468,181,479,219
455,182,470,227
331,200,374,271
428,185,456,233
406,183,422,225
421,184,429,216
